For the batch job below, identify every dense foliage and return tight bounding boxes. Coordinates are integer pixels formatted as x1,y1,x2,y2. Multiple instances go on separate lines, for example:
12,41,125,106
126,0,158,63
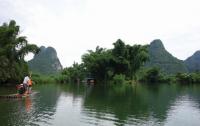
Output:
139,67,172,83
31,73,55,84
176,72,200,84
0,20,39,84
56,62,86,83
139,68,200,84
57,39,148,84
112,74,126,85
82,39,149,82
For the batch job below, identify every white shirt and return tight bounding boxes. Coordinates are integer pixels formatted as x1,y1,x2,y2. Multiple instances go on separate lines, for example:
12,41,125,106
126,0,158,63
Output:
23,76,30,84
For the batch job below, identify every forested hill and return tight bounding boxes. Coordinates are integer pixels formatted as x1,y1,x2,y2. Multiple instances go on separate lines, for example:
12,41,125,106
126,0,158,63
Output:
28,46,63,75
145,39,188,74
185,51,200,72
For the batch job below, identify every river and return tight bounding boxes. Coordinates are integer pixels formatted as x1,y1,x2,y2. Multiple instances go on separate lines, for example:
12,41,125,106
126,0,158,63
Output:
0,83,200,126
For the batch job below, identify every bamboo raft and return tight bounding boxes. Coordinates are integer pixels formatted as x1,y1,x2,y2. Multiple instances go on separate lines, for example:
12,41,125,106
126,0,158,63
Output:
0,92,37,99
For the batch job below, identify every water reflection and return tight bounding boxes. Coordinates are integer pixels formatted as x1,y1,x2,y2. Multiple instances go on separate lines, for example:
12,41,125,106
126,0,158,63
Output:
0,84,62,126
1,83,200,126
30,84,62,126
164,95,200,126
25,96,32,112
82,84,200,126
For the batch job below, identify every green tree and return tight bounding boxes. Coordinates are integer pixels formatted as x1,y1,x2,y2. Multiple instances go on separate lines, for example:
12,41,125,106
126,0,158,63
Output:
112,39,129,75
144,67,160,83
61,62,86,83
175,72,200,84
82,46,113,81
0,20,39,84
81,39,149,83
125,44,149,80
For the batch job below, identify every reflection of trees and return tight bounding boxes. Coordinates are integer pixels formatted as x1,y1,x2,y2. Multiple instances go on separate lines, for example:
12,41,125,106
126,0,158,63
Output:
31,84,62,125
0,84,62,126
82,84,184,125
59,83,86,102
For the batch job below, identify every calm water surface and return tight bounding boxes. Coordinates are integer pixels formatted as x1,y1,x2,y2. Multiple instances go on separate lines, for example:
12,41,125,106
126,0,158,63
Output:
0,83,200,126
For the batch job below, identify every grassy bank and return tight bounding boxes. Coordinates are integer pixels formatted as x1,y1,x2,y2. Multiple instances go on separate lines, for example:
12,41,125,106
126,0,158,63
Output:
31,73,56,84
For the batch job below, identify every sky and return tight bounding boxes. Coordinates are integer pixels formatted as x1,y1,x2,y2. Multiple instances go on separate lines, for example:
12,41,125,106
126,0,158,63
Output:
0,0,200,67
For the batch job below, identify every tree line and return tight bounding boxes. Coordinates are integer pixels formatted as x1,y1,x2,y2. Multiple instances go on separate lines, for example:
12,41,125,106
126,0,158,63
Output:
58,39,149,84
58,40,200,85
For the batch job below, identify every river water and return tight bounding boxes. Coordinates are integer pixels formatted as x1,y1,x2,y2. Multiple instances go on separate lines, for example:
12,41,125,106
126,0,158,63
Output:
0,83,200,126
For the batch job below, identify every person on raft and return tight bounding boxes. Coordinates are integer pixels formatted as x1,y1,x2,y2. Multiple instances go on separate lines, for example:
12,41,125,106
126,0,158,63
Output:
17,74,33,95
23,74,32,94
28,78,32,94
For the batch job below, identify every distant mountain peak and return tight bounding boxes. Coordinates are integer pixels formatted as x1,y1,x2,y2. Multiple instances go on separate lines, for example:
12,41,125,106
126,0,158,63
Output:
194,50,200,56
146,39,188,74
187,50,200,60
40,46,46,51
46,46,56,51
150,39,165,49
185,50,200,72
28,46,63,75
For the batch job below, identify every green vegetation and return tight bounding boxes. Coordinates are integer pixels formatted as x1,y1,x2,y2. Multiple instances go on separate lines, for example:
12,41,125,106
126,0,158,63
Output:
28,46,63,75
138,67,172,83
112,74,126,85
0,20,39,84
55,62,86,83
138,67,200,84
56,39,149,84
31,73,56,84
56,39,200,85
81,39,149,83
176,72,200,84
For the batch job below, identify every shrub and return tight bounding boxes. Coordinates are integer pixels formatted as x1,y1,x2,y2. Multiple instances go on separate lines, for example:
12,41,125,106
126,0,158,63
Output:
139,67,172,83
176,73,200,84
112,74,126,85
55,75,69,84
31,73,55,84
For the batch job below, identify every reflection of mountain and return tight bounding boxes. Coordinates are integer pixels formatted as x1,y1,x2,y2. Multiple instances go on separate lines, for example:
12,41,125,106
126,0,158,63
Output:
82,84,184,125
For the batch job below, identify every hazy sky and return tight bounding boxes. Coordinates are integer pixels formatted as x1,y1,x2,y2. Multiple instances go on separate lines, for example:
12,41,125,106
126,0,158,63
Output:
0,0,200,67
